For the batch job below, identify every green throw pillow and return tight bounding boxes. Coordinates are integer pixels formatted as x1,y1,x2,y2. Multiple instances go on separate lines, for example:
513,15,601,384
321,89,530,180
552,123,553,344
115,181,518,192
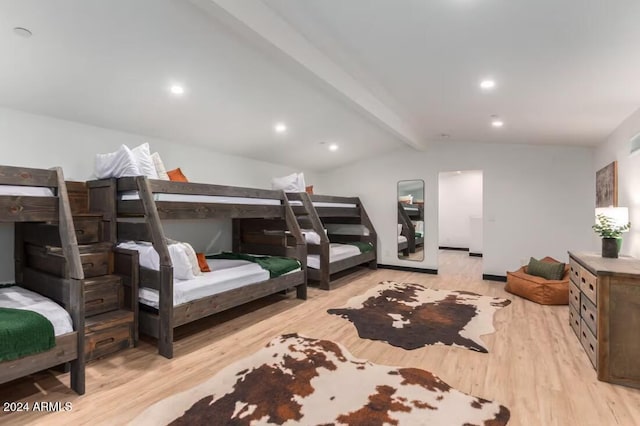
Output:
527,257,565,280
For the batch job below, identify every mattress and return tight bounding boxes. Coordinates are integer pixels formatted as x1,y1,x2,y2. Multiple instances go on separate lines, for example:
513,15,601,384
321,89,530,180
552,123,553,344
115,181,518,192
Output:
120,191,281,205
0,185,54,197
325,224,370,236
0,286,73,336
307,243,362,270
398,235,408,243
139,259,301,308
289,200,357,208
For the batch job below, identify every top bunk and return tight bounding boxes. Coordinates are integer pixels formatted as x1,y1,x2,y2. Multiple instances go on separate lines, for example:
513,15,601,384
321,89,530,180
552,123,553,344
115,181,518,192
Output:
400,202,423,219
0,165,65,223
89,176,295,220
287,192,361,219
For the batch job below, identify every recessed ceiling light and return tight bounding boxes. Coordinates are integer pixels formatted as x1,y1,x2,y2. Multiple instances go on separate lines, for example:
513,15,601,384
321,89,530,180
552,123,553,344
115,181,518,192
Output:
480,79,496,90
13,27,32,38
456,171,462,174
169,85,185,95
328,143,339,152
491,119,504,128
274,122,287,134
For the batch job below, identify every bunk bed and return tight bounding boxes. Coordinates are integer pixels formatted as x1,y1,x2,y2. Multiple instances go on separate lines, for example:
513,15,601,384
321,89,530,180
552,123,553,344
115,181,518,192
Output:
0,165,85,395
398,202,424,253
286,192,377,290
87,177,307,359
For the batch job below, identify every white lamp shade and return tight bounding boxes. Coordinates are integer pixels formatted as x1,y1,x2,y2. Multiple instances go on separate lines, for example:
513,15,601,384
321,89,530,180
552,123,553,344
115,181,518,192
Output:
595,207,629,231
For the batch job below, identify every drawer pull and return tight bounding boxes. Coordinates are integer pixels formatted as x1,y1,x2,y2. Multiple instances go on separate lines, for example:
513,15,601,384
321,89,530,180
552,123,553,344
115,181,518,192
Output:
582,304,586,312
83,262,94,269
590,313,595,321
96,337,115,347
86,298,104,306
590,343,594,352
581,277,586,283
76,229,85,235
589,284,594,291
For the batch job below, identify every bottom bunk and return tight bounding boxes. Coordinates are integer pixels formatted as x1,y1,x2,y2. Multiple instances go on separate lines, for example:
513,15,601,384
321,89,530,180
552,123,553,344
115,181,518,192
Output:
116,244,306,358
306,241,376,289
0,286,83,394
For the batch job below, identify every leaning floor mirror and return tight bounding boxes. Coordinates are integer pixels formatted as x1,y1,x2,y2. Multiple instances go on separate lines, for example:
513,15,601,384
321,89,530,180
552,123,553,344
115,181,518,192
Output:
397,180,425,261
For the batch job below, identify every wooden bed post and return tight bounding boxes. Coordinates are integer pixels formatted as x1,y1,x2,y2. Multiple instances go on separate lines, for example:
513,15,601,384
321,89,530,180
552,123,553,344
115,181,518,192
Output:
299,193,331,290
136,176,174,358
55,167,86,394
282,192,307,300
359,198,378,270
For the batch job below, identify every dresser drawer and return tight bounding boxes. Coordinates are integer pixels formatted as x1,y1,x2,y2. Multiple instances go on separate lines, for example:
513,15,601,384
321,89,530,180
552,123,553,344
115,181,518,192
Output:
580,319,598,369
84,276,122,317
579,268,597,304
580,293,598,337
569,258,581,285
569,280,581,311
85,323,132,361
569,305,581,339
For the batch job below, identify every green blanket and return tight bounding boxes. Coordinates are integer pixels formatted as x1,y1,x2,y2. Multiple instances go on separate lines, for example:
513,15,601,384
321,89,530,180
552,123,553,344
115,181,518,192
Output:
207,253,301,278
348,241,374,254
0,307,56,362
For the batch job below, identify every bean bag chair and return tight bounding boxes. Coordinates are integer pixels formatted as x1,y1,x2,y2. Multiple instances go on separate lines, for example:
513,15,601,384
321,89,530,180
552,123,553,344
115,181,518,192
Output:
505,256,569,305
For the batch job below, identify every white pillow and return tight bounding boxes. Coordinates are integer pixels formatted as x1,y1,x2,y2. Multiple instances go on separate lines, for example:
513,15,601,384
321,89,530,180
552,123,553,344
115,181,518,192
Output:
397,224,403,236
116,241,195,280
271,172,306,192
181,242,202,276
131,143,159,179
326,224,370,236
168,244,196,280
95,145,141,179
151,152,170,180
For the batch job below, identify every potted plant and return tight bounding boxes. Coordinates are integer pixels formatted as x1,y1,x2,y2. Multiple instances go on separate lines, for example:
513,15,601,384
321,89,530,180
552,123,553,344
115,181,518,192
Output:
593,214,631,258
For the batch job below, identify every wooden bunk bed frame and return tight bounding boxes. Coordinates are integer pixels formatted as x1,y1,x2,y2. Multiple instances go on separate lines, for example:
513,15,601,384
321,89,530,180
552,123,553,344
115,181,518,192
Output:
398,202,424,253
287,192,377,290
0,165,85,395
88,177,307,359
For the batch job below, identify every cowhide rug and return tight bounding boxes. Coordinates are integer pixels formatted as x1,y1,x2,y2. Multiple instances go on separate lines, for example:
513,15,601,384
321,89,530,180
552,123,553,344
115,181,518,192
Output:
132,334,510,425
328,281,511,353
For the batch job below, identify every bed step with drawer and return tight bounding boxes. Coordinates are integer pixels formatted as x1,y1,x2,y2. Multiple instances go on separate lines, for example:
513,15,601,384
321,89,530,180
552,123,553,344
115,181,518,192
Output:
84,275,123,317
26,242,113,278
85,309,134,361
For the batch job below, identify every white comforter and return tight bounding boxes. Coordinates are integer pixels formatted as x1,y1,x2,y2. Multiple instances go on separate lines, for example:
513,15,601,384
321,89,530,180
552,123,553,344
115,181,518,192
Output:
0,286,74,336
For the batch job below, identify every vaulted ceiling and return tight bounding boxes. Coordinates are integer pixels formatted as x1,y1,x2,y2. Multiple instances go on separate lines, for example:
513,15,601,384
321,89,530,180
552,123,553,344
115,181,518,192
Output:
1,0,639,171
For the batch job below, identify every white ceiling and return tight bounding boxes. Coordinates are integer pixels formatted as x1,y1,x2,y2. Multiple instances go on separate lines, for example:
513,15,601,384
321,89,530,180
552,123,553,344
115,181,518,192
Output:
0,0,406,171
1,1,640,172
265,0,640,146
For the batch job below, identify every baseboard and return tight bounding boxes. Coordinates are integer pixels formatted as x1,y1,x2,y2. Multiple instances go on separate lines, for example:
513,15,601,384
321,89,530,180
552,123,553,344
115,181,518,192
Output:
483,274,507,282
378,264,438,274
439,246,469,252
469,252,483,257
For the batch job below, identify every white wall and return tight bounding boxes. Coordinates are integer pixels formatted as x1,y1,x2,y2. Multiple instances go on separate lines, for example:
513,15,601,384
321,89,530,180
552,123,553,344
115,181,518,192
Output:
438,171,483,249
0,107,316,282
315,141,595,276
594,106,640,258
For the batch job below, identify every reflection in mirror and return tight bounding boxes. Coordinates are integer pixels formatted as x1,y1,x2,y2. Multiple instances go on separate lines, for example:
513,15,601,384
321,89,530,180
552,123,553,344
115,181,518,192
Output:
397,180,425,261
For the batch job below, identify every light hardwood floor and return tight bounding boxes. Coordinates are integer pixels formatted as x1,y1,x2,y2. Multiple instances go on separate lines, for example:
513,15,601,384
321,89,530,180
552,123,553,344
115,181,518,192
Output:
2,251,640,425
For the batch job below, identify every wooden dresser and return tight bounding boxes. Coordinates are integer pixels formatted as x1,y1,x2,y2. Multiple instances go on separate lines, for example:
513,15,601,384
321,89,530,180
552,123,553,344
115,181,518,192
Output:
568,251,640,388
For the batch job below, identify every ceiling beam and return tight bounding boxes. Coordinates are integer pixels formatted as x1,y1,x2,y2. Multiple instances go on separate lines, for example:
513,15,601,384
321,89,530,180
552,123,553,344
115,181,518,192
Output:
190,0,426,150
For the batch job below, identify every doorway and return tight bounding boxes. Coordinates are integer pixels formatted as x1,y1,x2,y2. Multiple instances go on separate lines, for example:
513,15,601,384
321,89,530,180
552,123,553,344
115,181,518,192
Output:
438,170,483,278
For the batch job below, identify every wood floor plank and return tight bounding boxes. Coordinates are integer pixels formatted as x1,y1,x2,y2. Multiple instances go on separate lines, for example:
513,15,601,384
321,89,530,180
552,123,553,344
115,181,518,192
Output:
1,250,639,425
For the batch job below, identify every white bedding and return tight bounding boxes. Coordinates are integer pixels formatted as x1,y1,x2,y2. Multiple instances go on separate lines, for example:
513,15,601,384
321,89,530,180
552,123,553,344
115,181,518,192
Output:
119,191,281,205
0,286,74,336
139,259,296,308
307,243,362,270
289,200,357,208
398,235,408,244
0,185,54,197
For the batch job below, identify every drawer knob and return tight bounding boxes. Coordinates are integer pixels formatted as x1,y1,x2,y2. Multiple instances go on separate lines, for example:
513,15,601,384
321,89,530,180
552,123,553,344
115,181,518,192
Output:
589,284,594,291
